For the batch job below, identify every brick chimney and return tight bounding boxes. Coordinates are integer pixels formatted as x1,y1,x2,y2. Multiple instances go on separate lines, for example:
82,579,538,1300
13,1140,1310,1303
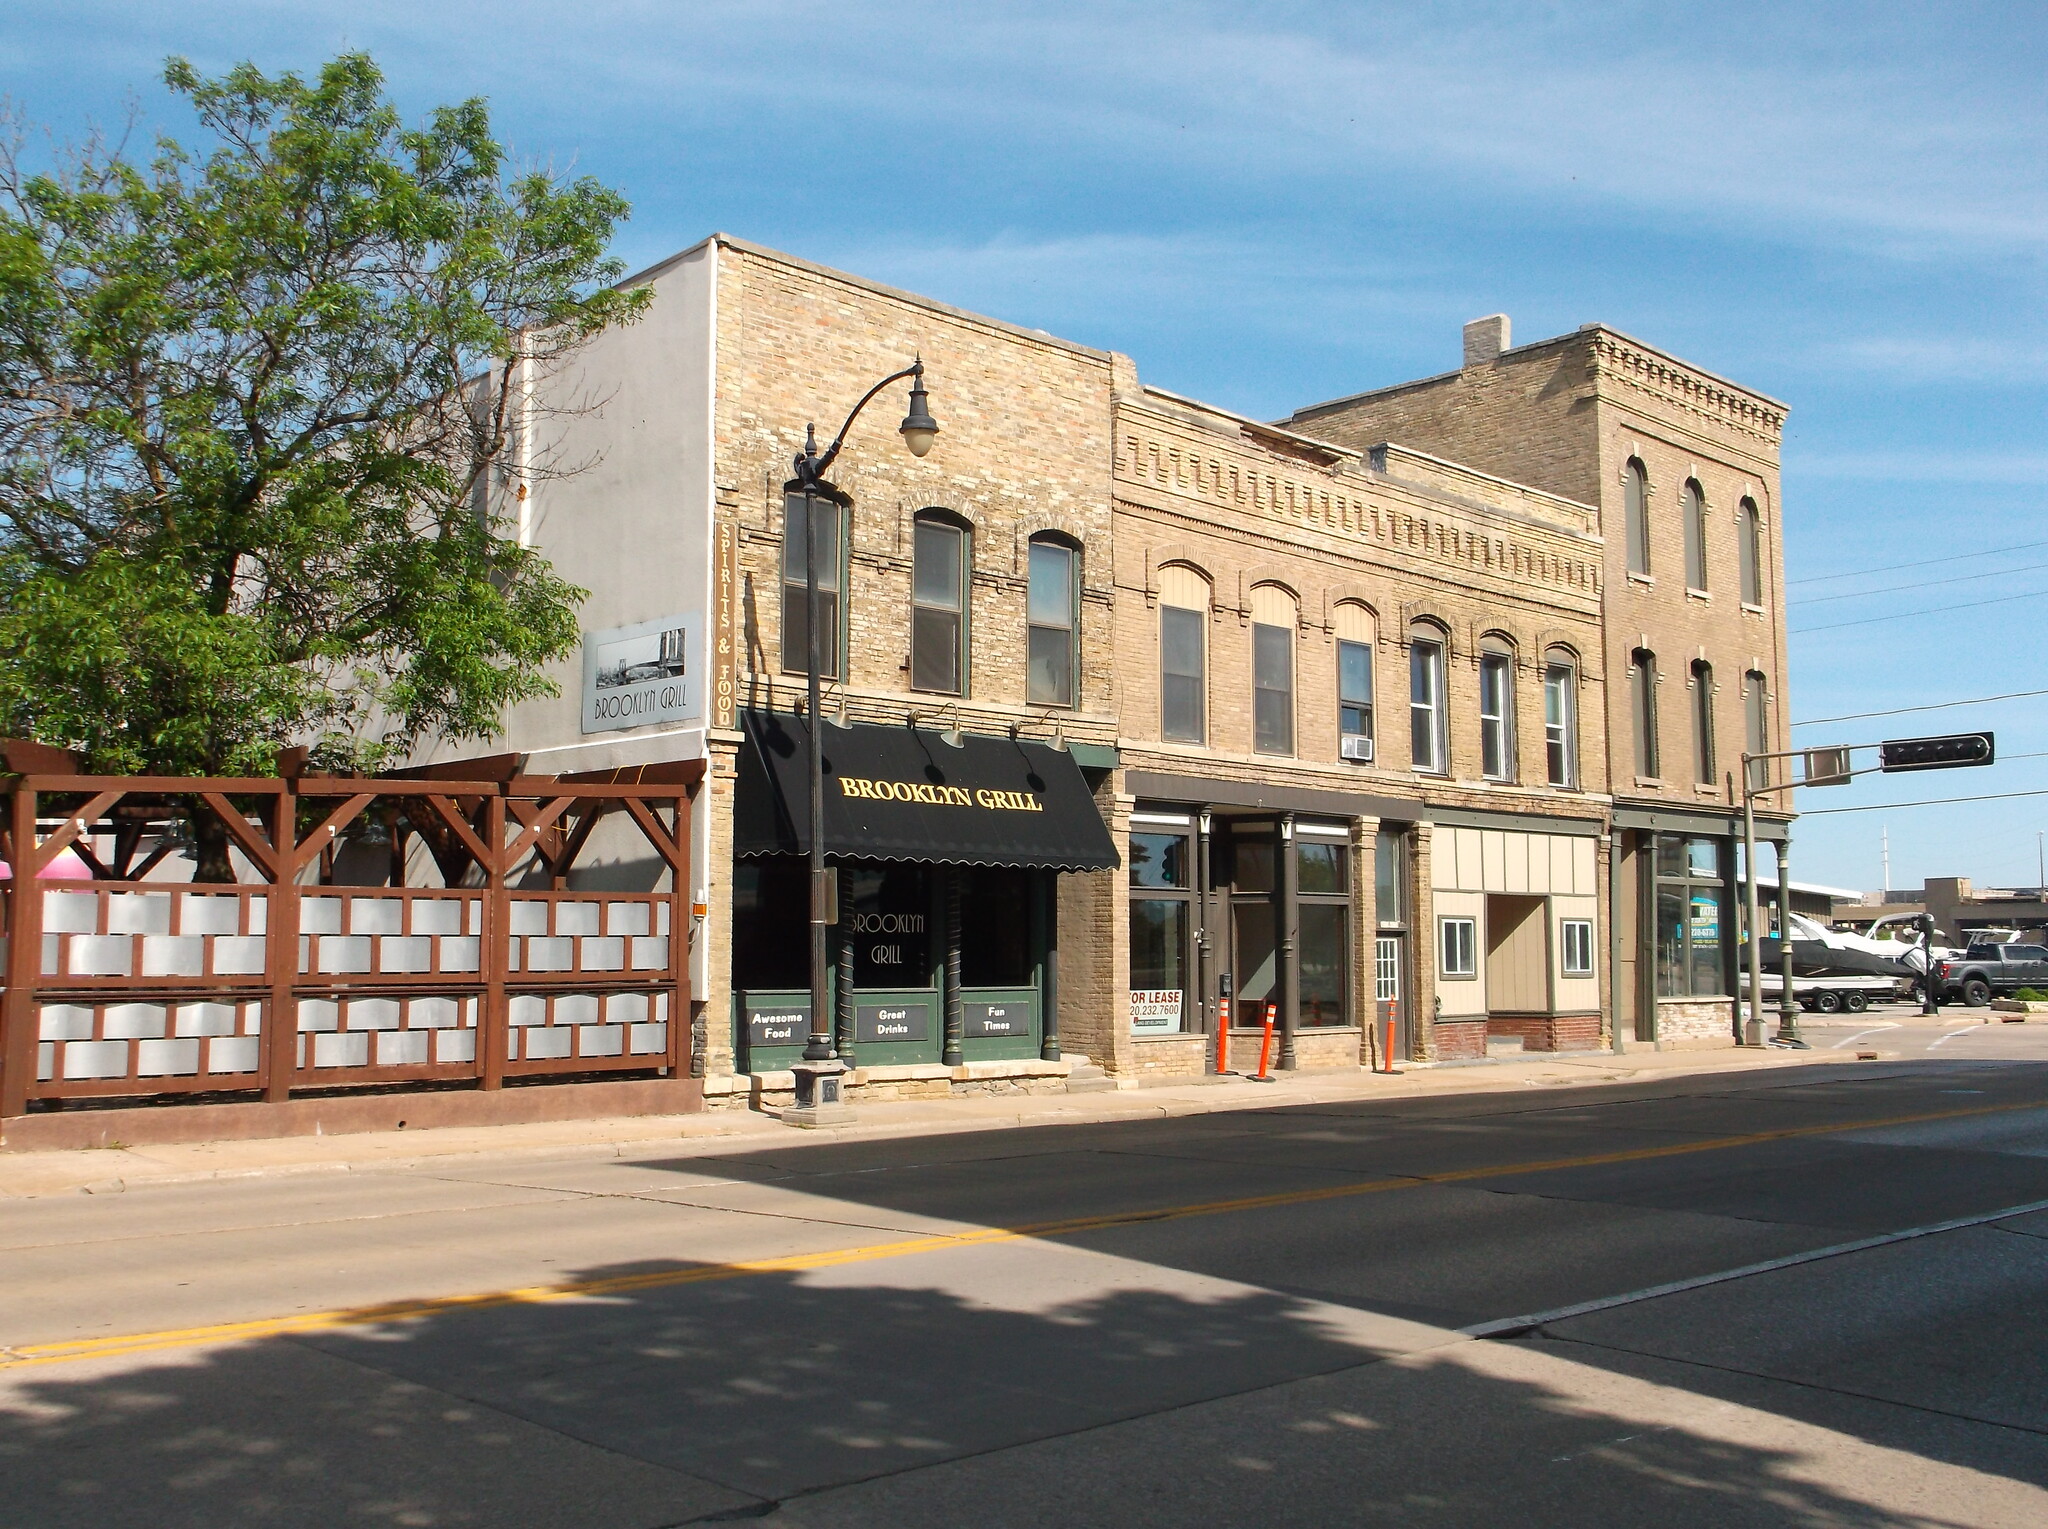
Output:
1463,314,1510,368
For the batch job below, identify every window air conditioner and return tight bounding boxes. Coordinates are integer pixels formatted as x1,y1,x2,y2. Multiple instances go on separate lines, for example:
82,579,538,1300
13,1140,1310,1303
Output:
1340,734,1374,762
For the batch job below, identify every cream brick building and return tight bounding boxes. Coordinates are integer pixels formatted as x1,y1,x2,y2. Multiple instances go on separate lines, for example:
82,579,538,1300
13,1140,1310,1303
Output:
478,240,1791,1101
1289,316,1792,1049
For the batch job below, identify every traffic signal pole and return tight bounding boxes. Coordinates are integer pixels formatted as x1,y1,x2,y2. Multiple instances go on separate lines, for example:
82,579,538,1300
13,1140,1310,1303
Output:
1740,731,1993,1050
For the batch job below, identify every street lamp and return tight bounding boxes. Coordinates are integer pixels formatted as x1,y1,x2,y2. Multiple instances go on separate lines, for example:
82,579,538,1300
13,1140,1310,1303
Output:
784,360,939,1121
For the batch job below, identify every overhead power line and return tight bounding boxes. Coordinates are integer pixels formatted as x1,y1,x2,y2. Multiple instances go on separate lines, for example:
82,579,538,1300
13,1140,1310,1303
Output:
1790,558,2048,607
1794,687,2048,727
1788,538,2048,587
1802,787,2048,816
1792,586,2048,635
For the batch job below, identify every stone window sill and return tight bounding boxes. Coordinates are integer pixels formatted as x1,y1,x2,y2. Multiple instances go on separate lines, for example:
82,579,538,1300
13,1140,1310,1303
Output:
1742,602,1766,615
1626,572,1655,588
1685,587,1711,602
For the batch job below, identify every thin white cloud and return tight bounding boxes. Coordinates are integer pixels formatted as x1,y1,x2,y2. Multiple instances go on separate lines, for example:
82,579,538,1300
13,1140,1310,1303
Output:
1791,449,2048,485
15,2,2047,266
1812,335,2048,385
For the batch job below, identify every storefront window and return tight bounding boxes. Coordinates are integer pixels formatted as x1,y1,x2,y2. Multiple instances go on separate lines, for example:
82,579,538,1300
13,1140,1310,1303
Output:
1298,904,1347,1026
848,863,932,989
733,858,808,990
1130,831,1189,889
1655,834,1727,997
1234,900,1278,1026
1375,828,1407,927
960,867,1032,986
1297,828,1350,1027
1130,818,1192,1033
1296,841,1346,894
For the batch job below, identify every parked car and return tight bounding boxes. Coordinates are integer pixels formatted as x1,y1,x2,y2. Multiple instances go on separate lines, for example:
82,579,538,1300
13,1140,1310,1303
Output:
1932,943,2048,1007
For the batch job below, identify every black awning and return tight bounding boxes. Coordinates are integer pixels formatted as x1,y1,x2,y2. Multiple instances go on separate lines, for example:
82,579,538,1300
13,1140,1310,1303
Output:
734,710,1119,871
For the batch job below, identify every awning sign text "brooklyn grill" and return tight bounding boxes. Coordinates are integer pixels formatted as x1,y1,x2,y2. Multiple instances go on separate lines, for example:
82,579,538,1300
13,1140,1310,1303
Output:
837,777,1045,812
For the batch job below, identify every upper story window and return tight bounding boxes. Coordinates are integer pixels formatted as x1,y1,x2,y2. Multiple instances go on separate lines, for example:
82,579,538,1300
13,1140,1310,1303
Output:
1335,603,1374,760
911,513,967,694
1409,622,1448,775
781,490,844,680
1027,536,1078,707
1683,479,1708,592
1690,659,1716,785
1251,585,1296,756
1739,499,1764,606
1630,648,1660,779
1543,649,1578,789
1744,670,1771,791
1479,640,1516,782
1625,458,1651,577
1158,564,1209,744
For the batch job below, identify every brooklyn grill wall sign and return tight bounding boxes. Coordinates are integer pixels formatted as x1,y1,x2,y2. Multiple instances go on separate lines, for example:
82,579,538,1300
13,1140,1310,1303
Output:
734,711,1119,872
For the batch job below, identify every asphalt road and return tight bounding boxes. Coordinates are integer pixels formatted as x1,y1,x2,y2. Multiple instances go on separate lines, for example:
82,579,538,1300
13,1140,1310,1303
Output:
4,1023,2046,1527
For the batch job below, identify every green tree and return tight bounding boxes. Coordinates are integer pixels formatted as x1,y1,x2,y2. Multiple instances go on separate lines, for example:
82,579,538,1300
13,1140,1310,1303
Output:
0,53,647,793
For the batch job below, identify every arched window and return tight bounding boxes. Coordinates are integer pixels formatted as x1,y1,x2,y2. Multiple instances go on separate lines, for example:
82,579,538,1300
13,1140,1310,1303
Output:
1409,621,1448,774
1335,603,1375,761
782,489,844,680
1543,648,1578,788
1690,660,1716,785
1630,648,1659,778
1683,479,1708,592
1027,535,1078,707
1158,565,1209,744
1739,499,1763,606
1625,459,1651,577
1744,670,1771,790
1479,637,1516,782
1251,585,1296,756
911,511,968,694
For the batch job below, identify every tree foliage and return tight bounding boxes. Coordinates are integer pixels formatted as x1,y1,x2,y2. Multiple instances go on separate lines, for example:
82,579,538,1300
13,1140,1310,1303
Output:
0,53,649,777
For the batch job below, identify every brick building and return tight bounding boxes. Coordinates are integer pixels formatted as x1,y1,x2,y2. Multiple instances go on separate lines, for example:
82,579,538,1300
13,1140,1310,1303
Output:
1288,317,1792,1050
476,239,1791,1100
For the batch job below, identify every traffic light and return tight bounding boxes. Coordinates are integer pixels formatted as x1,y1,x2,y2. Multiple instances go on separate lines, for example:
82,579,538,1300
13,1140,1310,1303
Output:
1879,732,1995,772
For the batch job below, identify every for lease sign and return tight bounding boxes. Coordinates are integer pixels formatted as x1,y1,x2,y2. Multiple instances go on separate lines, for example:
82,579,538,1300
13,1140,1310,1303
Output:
1129,989,1183,1033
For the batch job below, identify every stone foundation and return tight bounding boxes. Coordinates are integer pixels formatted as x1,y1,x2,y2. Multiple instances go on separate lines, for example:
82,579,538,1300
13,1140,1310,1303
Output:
1430,1018,1489,1061
1653,999,1738,1049
704,1058,1076,1111
1486,1013,1603,1052
1125,1034,1210,1081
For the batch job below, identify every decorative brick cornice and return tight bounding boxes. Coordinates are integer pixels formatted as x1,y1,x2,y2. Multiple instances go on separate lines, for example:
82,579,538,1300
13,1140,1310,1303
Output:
1115,423,1603,607
1587,332,1786,446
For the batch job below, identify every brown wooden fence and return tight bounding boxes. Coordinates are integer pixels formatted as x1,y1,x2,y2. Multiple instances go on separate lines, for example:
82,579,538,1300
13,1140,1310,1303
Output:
0,747,701,1121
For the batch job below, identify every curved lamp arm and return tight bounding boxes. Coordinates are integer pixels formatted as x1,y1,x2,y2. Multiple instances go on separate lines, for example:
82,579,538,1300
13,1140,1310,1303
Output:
794,360,932,484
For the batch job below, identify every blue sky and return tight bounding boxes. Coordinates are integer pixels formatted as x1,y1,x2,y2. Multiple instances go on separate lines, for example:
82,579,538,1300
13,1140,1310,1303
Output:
7,2,2046,894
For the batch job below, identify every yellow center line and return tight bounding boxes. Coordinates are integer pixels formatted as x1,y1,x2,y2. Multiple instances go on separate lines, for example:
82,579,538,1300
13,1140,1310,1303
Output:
6,1094,2042,1373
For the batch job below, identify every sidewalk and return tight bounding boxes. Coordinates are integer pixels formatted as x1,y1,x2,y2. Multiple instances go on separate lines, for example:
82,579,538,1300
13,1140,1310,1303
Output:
0,1044,1871,1199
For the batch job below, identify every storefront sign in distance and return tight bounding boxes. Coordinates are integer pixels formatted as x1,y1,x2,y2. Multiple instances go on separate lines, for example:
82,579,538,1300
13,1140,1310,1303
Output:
1129,989,1183,1033
963,1001,1026,1038
745,1002,809,1048
857,1002,931,1044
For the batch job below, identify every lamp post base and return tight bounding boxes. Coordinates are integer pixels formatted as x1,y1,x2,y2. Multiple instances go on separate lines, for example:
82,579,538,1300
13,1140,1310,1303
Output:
779,1058,857,1127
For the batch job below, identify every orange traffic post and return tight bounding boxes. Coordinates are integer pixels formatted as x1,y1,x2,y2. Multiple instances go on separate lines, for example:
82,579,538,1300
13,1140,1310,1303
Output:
1215,999,1231,1075
1251,1001,1277,1082
1377,999,1399,1074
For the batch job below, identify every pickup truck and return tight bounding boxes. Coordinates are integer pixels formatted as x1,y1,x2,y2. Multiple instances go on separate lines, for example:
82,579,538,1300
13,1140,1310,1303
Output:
1932,944,2048,1007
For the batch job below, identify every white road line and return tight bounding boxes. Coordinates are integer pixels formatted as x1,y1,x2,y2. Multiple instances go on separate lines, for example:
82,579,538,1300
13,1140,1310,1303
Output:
1464,1195,2048,1340
1831,1023,1901,1049
1929,1027,1980,1048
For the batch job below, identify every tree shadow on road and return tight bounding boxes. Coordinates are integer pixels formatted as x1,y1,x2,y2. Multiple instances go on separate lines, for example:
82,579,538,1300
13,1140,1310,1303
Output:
4,1243,2039,1529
